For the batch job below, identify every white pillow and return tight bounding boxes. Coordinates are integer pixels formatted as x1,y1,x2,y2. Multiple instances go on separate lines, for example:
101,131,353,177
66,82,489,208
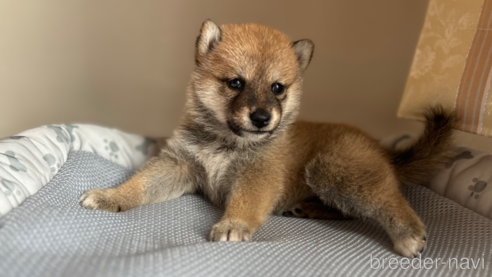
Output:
382,134,492,220
0,124,157,216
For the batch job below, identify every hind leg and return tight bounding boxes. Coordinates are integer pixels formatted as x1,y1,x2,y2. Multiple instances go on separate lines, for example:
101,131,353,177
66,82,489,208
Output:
305,146,426,258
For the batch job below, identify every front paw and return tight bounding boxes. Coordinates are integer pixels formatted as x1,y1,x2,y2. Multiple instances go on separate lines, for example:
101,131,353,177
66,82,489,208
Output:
79,189,122,212
209,219,252,242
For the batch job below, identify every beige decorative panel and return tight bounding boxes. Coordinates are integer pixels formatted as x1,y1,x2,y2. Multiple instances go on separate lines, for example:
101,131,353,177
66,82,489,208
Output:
399,0,492,137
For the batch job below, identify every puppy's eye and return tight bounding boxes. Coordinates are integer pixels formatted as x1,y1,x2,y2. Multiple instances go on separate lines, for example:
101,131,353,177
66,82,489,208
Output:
271,83,285,95
227,78,244,90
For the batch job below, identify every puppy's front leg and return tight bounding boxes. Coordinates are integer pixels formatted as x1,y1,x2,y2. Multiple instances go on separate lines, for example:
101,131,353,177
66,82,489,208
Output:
209,165,283,242
80,148,198,212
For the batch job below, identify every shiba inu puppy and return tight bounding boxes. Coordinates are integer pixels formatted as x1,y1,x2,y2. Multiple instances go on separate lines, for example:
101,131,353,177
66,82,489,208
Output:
79,20,456,258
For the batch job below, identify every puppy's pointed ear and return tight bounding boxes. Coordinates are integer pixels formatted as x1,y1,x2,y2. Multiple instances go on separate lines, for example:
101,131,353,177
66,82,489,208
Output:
292,39,314,72
195,20,221,65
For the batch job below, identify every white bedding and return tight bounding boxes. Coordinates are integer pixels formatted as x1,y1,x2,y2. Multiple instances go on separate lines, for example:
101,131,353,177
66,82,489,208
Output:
0,124,156,216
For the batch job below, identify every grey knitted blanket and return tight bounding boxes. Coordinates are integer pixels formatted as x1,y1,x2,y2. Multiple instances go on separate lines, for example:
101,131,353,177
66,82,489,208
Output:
0,151,490,277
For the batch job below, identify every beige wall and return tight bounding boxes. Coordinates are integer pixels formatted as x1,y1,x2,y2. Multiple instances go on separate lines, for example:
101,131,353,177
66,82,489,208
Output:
3,0,487,151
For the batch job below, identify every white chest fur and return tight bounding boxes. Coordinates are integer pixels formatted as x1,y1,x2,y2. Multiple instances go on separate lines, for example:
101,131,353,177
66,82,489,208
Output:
198,147,231,184
192,143,237,204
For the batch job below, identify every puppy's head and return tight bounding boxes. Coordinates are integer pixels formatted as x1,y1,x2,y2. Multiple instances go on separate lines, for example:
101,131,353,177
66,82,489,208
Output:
188,20,314,141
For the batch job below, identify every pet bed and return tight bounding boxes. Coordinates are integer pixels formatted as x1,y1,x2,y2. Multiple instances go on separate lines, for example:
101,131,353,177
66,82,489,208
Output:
0,124,490,277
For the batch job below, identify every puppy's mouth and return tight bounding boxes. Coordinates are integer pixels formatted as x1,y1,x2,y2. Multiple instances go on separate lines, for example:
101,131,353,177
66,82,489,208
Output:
227,121,275,137
243,130,273,135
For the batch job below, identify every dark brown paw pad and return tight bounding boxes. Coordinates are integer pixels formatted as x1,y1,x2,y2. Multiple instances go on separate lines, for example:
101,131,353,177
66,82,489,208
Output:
282,206,308,218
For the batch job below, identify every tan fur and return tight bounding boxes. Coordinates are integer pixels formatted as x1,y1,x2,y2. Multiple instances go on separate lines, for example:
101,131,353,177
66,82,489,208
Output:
210,151,285,241
80,20,455,258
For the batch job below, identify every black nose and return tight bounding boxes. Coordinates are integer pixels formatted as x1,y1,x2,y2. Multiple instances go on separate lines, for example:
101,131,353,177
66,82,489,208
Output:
250,109,271,128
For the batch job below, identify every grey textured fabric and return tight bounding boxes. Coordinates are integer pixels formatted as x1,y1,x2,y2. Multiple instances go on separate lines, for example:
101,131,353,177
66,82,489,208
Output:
0,151,490,277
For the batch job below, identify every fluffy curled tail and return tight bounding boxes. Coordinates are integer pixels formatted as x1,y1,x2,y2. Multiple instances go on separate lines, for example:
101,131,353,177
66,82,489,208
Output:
390,105,457,185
